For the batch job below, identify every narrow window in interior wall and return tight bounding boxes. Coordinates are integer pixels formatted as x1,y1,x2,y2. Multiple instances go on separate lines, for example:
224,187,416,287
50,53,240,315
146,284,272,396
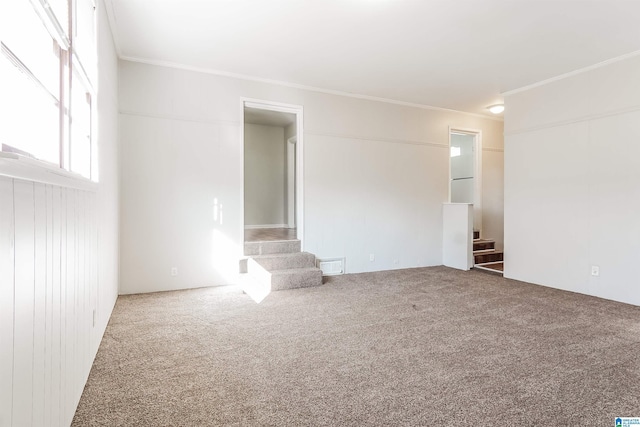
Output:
0,0,96,180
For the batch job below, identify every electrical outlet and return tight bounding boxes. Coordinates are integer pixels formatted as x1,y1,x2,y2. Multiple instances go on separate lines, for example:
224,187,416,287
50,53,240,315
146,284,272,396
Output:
591,265,599,277
171,267,178,276
369,254,375,262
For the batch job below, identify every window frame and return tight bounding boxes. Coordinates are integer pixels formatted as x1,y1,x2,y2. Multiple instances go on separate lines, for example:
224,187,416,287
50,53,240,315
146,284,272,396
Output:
0,0,97,184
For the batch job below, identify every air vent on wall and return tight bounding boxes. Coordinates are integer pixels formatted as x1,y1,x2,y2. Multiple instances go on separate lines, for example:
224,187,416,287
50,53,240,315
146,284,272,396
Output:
317,258,345,276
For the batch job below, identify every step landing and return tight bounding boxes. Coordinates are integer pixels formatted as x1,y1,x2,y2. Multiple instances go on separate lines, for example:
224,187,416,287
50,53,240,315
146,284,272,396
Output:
244,239,301,256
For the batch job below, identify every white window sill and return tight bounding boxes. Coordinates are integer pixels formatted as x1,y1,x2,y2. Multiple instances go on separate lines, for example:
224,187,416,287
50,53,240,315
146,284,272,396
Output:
0,152,97,191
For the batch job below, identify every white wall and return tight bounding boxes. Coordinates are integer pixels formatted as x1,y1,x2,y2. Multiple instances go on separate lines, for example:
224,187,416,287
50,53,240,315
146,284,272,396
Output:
118,60,504,294
504,54,640,306
0,1,119,425
244,123,286,227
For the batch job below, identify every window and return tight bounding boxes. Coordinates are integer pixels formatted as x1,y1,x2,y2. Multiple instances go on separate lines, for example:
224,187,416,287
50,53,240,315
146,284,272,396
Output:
1,0,96,180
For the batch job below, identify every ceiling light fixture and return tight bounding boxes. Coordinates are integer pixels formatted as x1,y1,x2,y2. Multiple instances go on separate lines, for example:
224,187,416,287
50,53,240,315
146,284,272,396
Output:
487,104,505,114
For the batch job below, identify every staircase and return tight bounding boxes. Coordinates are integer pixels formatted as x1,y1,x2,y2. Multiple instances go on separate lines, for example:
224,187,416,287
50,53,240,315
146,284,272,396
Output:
240,238,324,297
472,230,503,275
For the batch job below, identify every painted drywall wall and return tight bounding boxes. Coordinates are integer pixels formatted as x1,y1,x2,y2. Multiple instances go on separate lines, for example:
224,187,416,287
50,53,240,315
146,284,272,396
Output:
0,1,119,426
504,54,640,306
118,60,504,294
482,148,504,250
244,123,287,226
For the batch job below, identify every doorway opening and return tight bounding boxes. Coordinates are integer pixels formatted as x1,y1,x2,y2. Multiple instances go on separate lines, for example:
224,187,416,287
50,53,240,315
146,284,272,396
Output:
449,127,482,235
242,100,304,247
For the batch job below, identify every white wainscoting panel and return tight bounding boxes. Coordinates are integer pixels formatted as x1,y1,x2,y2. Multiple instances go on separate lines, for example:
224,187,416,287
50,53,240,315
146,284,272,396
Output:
0,177,101,427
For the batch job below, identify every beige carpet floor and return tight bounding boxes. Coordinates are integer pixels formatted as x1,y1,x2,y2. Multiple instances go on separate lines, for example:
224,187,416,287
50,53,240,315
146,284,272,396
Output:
72,266,640,426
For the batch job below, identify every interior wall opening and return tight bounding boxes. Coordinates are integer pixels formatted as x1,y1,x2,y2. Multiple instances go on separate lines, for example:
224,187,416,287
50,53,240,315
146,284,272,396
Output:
243,104,300,244
449,128,482,234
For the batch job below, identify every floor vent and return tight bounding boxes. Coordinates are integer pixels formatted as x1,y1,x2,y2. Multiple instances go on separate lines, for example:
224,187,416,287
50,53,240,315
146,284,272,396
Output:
317,258,345,276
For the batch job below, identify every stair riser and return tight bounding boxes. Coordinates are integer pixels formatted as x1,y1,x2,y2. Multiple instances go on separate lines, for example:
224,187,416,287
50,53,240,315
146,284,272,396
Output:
473,241,495,251
272,269,323,291
246,259,323,291
474,252,504,263
253,252,316,270
244,240,301,255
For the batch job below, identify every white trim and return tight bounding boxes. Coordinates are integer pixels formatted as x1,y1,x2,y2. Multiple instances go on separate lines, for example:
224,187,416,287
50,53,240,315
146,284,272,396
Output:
119,109,241,126
502,49,640,97
120,56,503,122
295,106,305,251
244,224,289,230
30,0,70,49
286,136,296,229
0,152,98,191
240,100,245,257
243,98,304,115
241,98,305,250
306,131,447,148
473,263,503,275
448,127,482,236
472,249,496,254
482,147,504,153
118,109,453,149
504,104,640,136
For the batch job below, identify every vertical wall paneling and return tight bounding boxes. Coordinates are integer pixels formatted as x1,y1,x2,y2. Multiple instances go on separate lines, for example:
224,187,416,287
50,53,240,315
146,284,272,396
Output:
64,189,76,424
0,177,15,427
89,190,99,357
32,183,47,426
12,180,35,427
44,185,54,426
50,186,62,426
504,55,640,306
0,180,102,426
76,191,86,407
77,191,84,395
1,1,120,423
59,188,67,426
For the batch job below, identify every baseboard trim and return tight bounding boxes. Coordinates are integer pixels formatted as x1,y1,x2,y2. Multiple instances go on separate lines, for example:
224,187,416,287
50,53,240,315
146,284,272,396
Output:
245,224,289,230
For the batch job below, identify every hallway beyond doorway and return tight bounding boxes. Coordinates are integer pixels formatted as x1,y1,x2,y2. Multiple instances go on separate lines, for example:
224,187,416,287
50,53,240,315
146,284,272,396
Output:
245,227,297,242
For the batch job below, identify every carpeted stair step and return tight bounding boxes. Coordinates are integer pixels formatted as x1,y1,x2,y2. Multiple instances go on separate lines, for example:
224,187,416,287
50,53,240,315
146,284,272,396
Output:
246,258,323,291
244,239,301,256
474,250,503,264
271,267,323,291
251,252,316,270
473,230,480,240
473,239,495,251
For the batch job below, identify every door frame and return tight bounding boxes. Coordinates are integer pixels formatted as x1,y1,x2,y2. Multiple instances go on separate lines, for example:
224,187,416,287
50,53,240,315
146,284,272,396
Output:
240,98,305,248
448,126,482,236
286,136,297,229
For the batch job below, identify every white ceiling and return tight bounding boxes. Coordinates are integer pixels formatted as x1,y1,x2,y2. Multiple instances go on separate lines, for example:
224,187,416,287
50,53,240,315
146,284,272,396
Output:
105,0,640,117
